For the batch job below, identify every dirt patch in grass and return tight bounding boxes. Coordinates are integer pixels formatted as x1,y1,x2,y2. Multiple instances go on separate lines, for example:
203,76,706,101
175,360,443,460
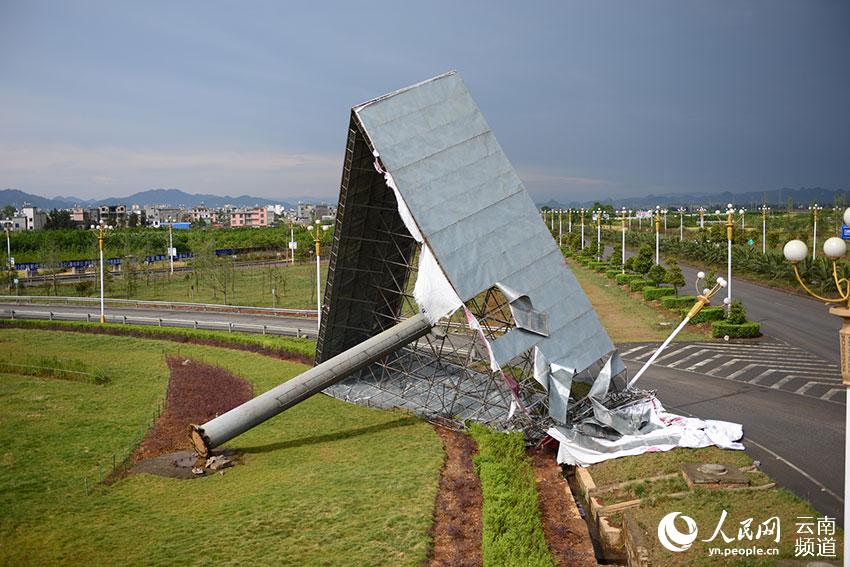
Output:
530,447,598,567
427,426,483,567
132,356,253,463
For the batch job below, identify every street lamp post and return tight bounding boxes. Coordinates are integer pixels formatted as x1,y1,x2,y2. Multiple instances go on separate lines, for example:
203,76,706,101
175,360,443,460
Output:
760,205,770,254
783,222,850,559
311,222,330,328
580,208,586,249
289,223,296,265
620,207,627,274
628,210,633,230
595,208,602,261
725,204,734,310
698,207,706,229
558,209,563,248
810,204,823,260
2,219,12,292
677,207,686,241
168,223,174,276
567,208,573,234
91,223,112,324
663,208,668,231
654,206,661,264
740,208,747,230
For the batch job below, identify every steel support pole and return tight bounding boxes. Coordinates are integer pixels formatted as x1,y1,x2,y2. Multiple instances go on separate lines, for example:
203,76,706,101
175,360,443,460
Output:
558,211,563,247
190,313,434,455
813,217,818,260
168,224,174,276
99,242,105,324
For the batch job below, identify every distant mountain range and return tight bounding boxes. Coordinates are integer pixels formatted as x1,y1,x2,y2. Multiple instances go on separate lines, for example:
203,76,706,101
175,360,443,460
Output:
0,188,335,210
3,186,847,213
540,187,849,210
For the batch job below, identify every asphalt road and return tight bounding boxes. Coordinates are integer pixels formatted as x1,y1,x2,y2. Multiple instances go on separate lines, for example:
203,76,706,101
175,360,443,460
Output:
633,359,845,523
0,303,318,338
608,245,842,363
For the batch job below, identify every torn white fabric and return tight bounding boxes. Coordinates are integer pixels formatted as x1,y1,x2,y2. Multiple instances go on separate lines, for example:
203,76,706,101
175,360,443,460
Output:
373,155,462,323
547,397,744,467
414,245,463,324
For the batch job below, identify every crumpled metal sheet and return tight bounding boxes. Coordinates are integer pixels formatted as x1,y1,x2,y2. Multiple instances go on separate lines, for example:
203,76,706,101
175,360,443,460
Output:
353,70,616,381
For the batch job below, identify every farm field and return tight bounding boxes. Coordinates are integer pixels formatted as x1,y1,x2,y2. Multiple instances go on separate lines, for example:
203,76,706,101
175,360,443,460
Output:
0,329,443,565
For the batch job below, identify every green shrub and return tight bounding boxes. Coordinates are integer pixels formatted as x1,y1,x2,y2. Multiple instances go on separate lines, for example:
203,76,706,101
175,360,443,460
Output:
711,321,761,338
727,299,747,324
646,264,668,285
616,273,642,285
633,245,654,274
664,260,686,292
661,295,698,310
643,286,676,301
594,263,610,273
469,424,553,567
684,306,725,324
605,269,621,279
629,279,649,292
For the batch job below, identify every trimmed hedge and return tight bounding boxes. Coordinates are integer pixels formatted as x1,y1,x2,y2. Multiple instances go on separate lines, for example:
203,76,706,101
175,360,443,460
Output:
643,287,676,301
629,279,649,292
683,306,725,324
588,261,609,272
711,321,761,338
605,269,621,279
661,295,698,310
616,273,643,286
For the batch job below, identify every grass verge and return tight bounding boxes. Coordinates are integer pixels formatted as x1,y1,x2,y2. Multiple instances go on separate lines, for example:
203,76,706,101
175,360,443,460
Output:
0,318,316,359
0,329,442,565
469,424,553,567
568,259,706,343
586,447,842,565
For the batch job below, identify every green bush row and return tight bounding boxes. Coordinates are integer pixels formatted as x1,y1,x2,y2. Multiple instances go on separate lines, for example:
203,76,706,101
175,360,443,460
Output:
616,273,643,285
711,321,762,338
643,286,676,301
605,269,621,279
683,306,726,324
661,295,698,310
629,279,649,292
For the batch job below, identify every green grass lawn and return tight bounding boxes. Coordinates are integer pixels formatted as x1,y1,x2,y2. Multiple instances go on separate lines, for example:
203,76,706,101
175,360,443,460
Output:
20,261,329,309
568,260,706,343
0,329,443,565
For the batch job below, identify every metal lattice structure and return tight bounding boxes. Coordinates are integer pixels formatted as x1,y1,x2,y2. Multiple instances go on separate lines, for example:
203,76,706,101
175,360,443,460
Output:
315,71,621,434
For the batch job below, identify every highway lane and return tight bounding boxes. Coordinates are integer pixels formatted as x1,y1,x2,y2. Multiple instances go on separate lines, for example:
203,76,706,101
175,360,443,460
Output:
0,303,319,338
606,245,842,362
634,360,845,523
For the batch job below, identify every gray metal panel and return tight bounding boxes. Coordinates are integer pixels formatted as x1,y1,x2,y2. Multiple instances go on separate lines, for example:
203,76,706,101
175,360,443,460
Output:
355,71,614,375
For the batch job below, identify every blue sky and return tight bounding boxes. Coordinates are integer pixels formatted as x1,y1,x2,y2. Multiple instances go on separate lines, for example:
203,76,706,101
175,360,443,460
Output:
1,1,847,202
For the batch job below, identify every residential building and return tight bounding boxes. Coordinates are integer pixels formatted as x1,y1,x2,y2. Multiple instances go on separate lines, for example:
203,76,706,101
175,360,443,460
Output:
144,205,182,227
296,202,336,225
98,204,127,227
21,205,47,230
230,207,275,228
71,206,100,226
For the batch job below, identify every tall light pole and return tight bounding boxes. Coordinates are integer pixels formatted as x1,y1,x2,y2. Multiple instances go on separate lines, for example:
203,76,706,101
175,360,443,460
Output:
760,205,770,254
91,223,112,324
725,204,734,310
168,223,174,276
550,209,555,231
698,207,706,229
558,209,563,247
628,209,633,230
311,221,330,328
2,219,12,292
567,208,573,233
662,208,668,231
580,208,586,249
740,208,747,230
595,208,602,260
810,204,823,259
782,222,850,561
654,206,661,264
620,207,627,274
677,207,685,241
289,223,296,265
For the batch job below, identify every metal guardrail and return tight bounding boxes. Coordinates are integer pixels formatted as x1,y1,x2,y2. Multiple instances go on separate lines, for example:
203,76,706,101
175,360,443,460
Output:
0,296,316,317
1,308,318,339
